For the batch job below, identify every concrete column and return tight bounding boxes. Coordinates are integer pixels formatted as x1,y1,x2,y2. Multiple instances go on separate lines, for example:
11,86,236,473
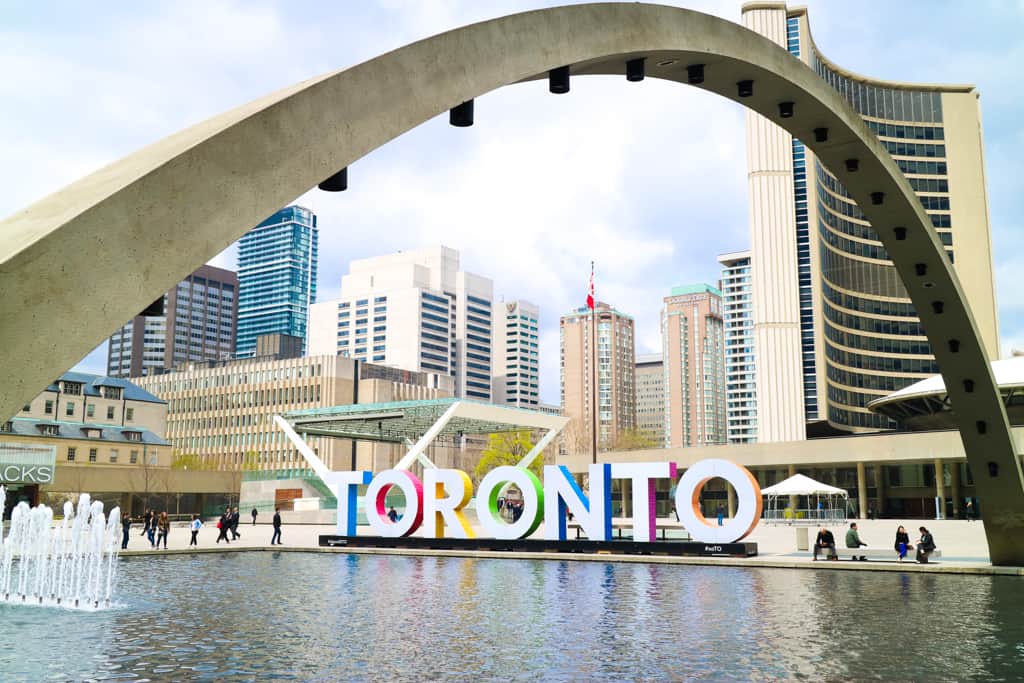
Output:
787,464,798,514
950,462,961,519
934,458,946,519
875,464,885,517
727,484,737,519
856,462,868,520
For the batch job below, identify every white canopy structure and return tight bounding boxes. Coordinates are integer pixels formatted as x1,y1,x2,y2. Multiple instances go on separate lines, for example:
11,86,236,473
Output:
761,474,849,525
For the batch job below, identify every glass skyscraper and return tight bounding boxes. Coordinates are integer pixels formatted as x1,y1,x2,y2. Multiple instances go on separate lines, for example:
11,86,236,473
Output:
235,206,318,358
744,3,998,438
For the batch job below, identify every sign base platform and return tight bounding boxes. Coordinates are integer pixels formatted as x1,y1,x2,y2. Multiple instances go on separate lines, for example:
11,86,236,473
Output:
318,535,758,557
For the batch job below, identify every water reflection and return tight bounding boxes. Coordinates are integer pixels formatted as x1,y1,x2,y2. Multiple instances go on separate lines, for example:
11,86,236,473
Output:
0,553,1020,681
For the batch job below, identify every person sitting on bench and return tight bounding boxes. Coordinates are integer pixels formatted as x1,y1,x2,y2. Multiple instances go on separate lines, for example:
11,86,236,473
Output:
916,526,937,564
814,527,837,560
845,522,868,561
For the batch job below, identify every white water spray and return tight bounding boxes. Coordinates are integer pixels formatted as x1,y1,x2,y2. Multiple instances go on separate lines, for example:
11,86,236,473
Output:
0,486,121,610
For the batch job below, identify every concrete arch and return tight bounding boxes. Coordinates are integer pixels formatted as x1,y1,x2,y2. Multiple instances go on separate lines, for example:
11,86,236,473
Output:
2,3,1021,563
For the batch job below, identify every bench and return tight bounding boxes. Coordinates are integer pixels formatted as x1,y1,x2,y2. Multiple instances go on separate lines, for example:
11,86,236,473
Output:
567,518,691,541
812,547,942,562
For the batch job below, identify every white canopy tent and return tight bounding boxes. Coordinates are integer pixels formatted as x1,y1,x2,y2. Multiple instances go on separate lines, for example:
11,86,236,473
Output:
761,474,849,525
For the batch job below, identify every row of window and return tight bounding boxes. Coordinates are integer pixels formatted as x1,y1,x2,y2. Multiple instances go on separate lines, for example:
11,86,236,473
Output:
866,120,944,141
814,55,943,123
882,140,946,158
826,344,940,375
165,384,322,412
823,301,925,336
27,400,135,422
147,365,324,392
66,446,151,464
825,322,933,356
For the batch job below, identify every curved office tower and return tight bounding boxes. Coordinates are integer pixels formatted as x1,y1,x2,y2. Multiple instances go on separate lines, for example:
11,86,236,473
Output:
743,2,998,436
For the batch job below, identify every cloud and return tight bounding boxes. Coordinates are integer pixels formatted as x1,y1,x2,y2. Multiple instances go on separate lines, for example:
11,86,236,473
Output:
3,0,1022,404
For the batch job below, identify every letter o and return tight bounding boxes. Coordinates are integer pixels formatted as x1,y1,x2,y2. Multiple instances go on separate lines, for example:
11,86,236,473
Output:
674,459,762,543
475,466,544,539
365,470,423,537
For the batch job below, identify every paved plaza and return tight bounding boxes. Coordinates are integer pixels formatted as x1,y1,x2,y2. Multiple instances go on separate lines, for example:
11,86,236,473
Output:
121,516,1011,574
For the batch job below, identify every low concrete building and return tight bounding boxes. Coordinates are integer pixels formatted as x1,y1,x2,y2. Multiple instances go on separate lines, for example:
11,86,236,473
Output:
1,372,233,517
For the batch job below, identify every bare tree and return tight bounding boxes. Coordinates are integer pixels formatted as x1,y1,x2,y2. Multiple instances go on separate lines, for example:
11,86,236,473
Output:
225,450,260,507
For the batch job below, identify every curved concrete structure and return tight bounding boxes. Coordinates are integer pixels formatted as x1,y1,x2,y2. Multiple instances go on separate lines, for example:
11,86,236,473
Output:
869,357,1024,431
1,3,1021,563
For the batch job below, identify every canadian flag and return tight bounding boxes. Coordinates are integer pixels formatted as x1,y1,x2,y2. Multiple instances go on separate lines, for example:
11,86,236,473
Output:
586,261,595,310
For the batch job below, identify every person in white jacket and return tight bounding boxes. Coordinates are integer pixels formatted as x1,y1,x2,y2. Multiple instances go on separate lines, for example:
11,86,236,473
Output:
189,514,203,547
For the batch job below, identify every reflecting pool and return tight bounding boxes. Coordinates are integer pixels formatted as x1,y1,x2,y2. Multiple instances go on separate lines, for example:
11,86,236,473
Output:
1,552,1023,681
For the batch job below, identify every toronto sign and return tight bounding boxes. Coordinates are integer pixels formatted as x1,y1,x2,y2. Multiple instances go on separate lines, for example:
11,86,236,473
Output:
320,458,763,544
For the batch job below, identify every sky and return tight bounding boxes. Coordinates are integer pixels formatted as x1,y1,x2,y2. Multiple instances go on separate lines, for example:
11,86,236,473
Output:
2,1,1022,405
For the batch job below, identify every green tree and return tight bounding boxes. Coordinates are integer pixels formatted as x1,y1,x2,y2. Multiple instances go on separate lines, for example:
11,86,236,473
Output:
473,430,544,482
610,428,657,451
171,452,214,470
227,450,261,506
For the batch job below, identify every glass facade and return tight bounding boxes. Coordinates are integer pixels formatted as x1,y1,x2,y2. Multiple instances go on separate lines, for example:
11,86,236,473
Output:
790,12,955,430
787,17,818,421
235,206,318,358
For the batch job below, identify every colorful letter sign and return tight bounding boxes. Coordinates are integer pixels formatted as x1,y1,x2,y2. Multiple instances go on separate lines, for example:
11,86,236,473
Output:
326,458,762,544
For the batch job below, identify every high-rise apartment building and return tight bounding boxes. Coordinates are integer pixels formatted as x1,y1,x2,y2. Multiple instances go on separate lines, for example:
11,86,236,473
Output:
744,3,998,436
308,246,493,401
662,285,726,447
492,300,540,408
634,354,666,446
108,265,238,378
718,251,757,443
235,206,318,358
560,302,635,452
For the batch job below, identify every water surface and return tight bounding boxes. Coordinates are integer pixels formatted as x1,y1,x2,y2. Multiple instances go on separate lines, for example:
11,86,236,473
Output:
1,552,1022,681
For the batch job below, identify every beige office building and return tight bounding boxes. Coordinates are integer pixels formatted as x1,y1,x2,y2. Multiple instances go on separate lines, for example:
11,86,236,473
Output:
136,348,453,473
560,302,636,452
743,3,998,438
662,285,727,447
635,354,666,445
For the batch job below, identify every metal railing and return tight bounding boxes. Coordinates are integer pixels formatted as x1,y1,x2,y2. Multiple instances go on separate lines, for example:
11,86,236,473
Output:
763,507,848,524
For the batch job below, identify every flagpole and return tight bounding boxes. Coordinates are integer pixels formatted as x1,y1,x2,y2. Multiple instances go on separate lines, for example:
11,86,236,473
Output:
590,261,598,466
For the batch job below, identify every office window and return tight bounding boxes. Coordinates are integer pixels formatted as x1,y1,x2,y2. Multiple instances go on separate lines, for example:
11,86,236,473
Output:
44,400,53,414
126,408,134,422
130,450,139,464
66,402,74,416
22,404,30,412
110,449,119,463
107,406,115,420
89,448,98,463
87,404,95,417
67,447,76,462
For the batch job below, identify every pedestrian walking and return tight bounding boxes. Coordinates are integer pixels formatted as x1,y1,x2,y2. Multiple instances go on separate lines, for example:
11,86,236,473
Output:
140,509,152,537
146,517,157,548
189,514,202,546
156,511,170,550
716,504,725,526
216,508,231,544
251,507,258,526
230,506,241,540
965,500,976,522
121,514,132,550
271,507,282,545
